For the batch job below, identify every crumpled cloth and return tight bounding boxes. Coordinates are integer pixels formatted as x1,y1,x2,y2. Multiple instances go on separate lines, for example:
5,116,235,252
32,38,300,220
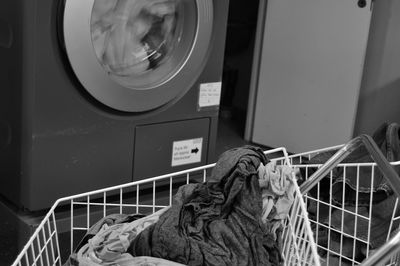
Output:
258,162,296,240
129,146,284,265
65,208,184,266
67,146,297,266
91,0,178,76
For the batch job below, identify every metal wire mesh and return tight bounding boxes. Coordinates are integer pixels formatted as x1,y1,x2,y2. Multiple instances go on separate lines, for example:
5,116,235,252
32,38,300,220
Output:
12,147,319,266
273,142,400,266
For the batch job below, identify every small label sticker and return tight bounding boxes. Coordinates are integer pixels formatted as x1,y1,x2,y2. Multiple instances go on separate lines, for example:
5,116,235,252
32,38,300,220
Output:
198,82,222,108
171,138,203,167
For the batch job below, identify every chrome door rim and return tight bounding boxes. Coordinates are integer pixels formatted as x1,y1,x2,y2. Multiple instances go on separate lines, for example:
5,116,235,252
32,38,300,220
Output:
63,0,213,112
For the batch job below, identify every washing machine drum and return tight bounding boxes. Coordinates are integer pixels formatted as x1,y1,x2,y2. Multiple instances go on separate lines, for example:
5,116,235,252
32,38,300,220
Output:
62,0,213,112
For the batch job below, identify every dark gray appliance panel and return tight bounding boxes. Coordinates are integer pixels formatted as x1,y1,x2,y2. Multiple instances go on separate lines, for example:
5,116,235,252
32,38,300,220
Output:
133,118,210,180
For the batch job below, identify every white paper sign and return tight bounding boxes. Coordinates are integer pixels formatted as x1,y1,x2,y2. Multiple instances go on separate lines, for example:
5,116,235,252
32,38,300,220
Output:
198,82,222,108
171,138,203,167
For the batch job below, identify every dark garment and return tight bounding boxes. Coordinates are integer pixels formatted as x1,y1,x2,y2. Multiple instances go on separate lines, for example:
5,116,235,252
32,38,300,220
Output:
303,122,400,263
304,122,400,207
129,146,283,266
312,192,400,250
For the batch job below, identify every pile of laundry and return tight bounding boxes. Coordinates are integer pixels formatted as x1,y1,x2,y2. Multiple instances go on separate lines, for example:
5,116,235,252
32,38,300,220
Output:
65,146,297,266
302,122,400,265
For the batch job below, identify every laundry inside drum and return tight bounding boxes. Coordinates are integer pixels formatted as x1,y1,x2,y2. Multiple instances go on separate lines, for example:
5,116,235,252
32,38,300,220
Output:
90,0,182,84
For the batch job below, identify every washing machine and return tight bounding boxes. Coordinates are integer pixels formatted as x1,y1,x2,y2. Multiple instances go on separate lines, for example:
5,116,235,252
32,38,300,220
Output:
0,0,229,211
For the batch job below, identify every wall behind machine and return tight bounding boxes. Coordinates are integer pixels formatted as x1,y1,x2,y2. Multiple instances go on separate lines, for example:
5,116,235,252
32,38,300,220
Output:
354,0,400,135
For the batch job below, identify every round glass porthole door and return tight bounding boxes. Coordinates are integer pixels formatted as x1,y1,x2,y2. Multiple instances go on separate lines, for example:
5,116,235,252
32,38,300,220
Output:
63,0,213,112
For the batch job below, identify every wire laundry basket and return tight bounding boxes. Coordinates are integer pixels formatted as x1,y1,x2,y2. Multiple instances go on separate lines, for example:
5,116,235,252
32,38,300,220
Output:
11,147,320,266
272,135,400,266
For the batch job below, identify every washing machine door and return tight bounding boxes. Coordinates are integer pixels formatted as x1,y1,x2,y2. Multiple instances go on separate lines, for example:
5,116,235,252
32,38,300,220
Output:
62,0,213,112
